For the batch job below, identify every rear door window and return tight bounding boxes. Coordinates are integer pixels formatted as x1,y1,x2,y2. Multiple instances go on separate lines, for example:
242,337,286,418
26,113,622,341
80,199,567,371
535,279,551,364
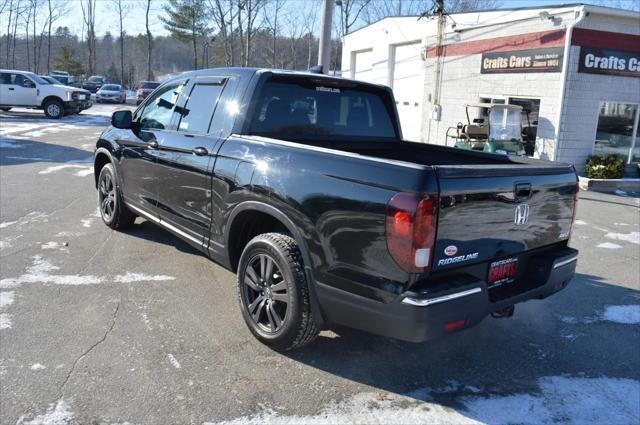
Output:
177,82,225,134
249,78,397,140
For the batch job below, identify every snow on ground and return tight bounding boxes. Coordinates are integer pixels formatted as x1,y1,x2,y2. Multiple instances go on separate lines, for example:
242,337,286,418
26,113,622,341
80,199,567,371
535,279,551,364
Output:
596,242,622,249
210,376,640,425
0,255,176,289
17,399,74,425
602,305,640,324
0,291,15,309
559,304,640,325
167,354,182,369
0,313,12,329
605,231,640,245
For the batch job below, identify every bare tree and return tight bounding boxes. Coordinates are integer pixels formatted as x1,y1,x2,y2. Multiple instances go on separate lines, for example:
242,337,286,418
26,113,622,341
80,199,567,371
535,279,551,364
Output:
112,0,130,85
80,0,97,75
262,0,285,67
47,0,67,73
145,0,153,80
335,0,371,37
4,0,14,67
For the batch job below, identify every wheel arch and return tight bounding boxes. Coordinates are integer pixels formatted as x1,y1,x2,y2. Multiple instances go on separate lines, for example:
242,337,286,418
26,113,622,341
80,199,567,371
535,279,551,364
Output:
40,95,64,108
226,201,325,325
93,147,116,189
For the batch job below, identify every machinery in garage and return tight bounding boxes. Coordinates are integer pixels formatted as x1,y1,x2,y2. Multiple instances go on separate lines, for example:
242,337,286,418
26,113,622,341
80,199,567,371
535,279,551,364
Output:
446,102,536,156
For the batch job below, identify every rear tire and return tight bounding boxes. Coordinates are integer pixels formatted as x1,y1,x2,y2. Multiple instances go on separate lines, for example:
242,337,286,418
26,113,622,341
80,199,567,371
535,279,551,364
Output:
97,163,135,230
237,233,319,351
43,99,64,119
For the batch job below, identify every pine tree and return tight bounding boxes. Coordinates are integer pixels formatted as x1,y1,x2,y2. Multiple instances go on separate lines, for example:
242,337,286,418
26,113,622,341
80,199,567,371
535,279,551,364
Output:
53,45,84,76
160,0,211,70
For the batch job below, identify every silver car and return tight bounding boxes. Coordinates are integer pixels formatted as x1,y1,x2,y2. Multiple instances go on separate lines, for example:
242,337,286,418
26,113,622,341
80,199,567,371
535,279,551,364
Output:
96,84,126,104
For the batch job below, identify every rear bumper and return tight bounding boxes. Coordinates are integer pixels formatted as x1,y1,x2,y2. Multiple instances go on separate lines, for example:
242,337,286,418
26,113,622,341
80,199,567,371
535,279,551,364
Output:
315,247,578,343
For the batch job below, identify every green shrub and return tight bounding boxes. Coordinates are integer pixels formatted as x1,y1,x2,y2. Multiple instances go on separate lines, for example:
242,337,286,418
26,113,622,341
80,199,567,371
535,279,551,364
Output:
585,155,625,179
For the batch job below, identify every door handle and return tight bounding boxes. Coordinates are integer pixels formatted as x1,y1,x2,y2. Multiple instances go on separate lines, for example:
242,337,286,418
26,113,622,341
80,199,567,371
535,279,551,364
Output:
148,140,158,149
8,88,14,91
192,146,208,156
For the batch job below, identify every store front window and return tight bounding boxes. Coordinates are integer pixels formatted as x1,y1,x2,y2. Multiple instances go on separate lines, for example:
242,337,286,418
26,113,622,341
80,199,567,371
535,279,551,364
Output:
593,102,640,164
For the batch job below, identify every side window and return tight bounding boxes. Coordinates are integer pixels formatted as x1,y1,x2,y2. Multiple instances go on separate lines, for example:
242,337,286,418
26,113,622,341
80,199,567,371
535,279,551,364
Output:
10,74,25,86
177,83,224,134
139,83,184,130
0,73,9,84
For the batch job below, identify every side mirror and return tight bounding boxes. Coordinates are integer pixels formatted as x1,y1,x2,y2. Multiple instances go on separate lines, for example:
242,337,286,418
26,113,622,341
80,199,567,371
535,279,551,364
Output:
111,110,132,129
23,80,35,88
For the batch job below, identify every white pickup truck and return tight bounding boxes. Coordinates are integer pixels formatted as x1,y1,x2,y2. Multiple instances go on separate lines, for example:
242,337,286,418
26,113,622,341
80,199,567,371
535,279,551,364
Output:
0,69,92,119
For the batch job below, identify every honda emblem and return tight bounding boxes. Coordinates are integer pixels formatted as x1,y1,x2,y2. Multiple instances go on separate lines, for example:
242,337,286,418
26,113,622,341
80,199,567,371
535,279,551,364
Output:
514,203,529,225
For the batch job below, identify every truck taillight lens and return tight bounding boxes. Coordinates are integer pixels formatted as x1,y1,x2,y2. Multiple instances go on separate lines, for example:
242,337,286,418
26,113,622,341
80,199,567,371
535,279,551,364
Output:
386,192,437,273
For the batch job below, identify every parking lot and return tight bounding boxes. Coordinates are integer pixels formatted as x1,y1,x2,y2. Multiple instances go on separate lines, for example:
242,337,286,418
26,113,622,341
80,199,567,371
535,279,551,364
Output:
1,104,639,424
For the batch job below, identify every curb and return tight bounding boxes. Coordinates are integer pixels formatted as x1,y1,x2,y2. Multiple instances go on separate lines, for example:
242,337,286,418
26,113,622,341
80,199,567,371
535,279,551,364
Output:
578,176,640,192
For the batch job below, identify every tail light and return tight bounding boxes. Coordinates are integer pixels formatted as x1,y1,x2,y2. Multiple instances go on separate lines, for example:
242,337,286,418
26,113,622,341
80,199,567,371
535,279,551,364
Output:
386,192,437,273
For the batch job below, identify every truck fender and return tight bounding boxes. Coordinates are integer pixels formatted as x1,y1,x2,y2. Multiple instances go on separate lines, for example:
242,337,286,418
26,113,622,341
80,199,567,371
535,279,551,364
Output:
225,200,326,326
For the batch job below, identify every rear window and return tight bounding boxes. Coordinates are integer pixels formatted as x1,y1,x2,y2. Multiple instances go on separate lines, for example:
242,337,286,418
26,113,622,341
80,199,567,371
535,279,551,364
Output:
248,78,397,140
140,81,160,89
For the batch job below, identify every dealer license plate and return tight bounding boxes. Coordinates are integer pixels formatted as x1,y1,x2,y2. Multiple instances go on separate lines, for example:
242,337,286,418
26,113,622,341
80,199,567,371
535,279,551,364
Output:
487,257,518,289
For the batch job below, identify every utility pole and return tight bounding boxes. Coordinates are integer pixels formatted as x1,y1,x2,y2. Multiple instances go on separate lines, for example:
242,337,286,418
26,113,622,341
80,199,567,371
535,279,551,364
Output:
432,0,445,109
425,0,446,143
317,0,334,73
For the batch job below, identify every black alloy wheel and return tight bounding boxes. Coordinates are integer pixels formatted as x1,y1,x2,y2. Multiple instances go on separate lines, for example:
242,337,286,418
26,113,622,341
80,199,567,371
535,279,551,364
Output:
242,253,289,333
98,169,116,222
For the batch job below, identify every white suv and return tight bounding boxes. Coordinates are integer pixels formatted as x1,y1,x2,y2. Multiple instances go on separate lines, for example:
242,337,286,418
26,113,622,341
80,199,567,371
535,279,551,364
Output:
0,69,91,119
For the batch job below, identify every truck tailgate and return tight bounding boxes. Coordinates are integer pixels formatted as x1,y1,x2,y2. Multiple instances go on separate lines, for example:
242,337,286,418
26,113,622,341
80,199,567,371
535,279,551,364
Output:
432,165,577,271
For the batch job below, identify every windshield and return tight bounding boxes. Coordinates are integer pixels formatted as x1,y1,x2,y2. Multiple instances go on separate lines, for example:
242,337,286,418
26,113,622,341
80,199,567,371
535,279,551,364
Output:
140,81,160,89
249,78,397,140
489,107,522,141
25,72,50,85
89,76,104,83
102,84,121,91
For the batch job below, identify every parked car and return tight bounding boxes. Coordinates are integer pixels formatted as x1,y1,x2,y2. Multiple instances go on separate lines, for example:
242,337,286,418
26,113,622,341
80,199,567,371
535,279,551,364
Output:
96,84,126,103
94,68,579,351
49,71,80,87
40,75,93,112
0,69,90,118
82,75,106,93
136,80,160,105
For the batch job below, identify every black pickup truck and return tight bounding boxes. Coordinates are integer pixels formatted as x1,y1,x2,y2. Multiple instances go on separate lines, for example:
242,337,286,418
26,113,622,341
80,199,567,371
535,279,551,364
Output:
94,68,579,351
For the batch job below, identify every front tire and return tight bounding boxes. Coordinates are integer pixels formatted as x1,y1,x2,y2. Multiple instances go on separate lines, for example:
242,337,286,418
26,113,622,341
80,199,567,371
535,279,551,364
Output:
43,99,64,119
237,233,318,351
97,163,135,230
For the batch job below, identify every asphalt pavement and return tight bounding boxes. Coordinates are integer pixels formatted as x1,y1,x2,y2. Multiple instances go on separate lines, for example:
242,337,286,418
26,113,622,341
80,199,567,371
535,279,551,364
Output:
1,104,639,424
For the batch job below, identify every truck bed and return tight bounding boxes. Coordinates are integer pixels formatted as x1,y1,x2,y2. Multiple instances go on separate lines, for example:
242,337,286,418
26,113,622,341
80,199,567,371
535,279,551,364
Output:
301,139,560,168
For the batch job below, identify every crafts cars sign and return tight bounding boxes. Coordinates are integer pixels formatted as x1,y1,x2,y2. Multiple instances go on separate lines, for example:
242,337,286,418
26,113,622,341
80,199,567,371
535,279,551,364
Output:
578,47,640,78
481,47,563,74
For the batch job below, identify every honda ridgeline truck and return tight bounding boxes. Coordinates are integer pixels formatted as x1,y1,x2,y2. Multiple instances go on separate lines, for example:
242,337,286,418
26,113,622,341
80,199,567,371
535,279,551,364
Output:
93,68,579,351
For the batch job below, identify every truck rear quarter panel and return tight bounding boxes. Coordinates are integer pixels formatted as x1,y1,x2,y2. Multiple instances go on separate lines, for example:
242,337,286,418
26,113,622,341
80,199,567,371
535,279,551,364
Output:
214,135,439,301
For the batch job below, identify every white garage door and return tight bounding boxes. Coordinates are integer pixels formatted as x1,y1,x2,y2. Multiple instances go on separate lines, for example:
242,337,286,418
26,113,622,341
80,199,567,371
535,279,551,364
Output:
353,49,374,83
392,42,423,141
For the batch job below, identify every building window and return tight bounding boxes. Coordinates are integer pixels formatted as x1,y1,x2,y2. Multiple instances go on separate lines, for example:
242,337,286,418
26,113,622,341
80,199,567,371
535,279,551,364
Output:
593,102,640,164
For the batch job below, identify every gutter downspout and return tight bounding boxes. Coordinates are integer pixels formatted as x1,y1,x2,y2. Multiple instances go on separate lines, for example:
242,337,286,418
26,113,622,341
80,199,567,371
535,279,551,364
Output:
553,6,586,161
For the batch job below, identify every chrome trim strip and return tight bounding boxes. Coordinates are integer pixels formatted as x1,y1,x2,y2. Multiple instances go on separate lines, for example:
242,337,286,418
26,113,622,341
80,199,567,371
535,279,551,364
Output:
402,287,482,307
127,203,160,223
553,256,578,269
126,203,203,246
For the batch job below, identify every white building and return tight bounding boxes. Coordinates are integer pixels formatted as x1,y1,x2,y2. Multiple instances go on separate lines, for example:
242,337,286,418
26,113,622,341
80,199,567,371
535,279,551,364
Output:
341,4,640,172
